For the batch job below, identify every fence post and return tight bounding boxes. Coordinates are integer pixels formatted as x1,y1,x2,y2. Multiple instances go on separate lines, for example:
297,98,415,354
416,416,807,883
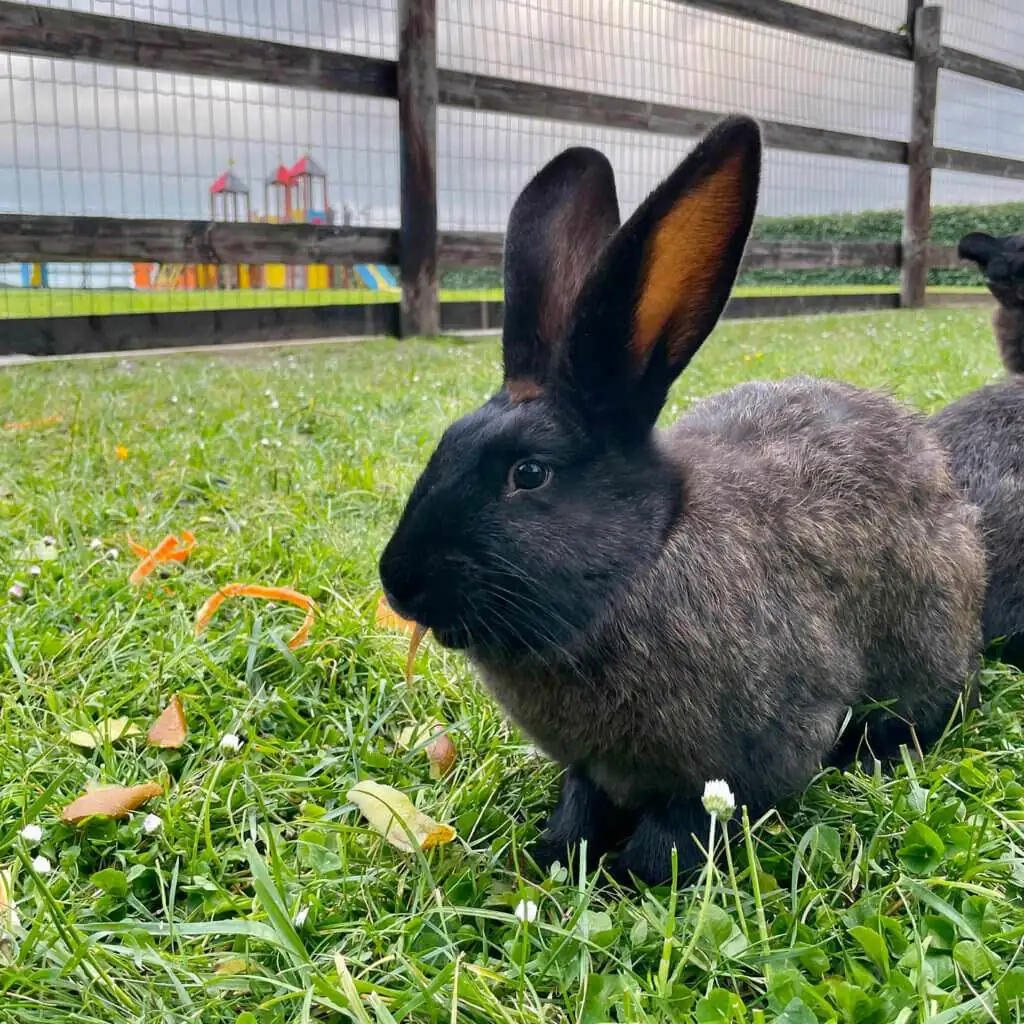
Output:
397,0,440,338
900,3,941,309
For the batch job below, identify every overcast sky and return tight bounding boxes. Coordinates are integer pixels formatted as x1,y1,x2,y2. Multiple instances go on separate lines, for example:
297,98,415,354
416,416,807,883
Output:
0,0,1021,238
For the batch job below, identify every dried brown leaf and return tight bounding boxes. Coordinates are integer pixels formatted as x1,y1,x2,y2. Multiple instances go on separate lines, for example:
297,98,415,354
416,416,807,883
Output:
60,781,163,824
147,694,188,748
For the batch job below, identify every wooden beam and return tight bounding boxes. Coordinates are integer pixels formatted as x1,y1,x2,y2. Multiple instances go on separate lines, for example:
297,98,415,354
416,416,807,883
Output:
438,70,908,165
438,231,504,269
671,0,910,61
0,216,968,276
0,214,398,264
397,0,440,338
900,4,941,309
0,1,396,96
0,303,401,358
940,46,1024,93
933,146,1024,181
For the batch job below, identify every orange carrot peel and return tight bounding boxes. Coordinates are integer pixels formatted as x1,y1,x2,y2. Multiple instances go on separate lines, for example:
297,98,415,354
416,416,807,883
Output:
194,583,316,650
4,414,62,431
128,531,196,585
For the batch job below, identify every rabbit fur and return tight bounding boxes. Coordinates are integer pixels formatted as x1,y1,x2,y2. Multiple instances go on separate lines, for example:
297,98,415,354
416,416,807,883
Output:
931,232,1024,667
379,116,985,886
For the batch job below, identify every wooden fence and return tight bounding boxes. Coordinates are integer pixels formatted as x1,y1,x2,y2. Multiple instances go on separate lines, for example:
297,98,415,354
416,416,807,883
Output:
0,0,1020,355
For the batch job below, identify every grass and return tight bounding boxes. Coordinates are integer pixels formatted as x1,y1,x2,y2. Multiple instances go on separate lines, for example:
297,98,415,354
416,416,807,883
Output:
1,306,1023,1023
0,284,989,319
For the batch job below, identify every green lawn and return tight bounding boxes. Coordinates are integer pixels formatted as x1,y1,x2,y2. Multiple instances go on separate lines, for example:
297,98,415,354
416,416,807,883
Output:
1,308,1022,1023
0,284,990,319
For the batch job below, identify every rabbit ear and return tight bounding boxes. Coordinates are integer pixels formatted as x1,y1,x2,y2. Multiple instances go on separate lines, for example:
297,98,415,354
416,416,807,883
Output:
501,147,620,396
559,116,761,432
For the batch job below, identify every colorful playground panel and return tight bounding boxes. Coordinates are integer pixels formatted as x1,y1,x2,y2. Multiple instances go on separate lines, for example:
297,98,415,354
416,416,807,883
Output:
22,153,400,297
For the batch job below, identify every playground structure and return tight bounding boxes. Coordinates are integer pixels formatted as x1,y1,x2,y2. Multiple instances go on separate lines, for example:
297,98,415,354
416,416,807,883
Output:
130,153,397,294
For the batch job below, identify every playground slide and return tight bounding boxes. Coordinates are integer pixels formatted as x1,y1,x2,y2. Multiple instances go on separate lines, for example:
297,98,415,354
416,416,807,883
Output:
374,265,398,288
354,264,398,290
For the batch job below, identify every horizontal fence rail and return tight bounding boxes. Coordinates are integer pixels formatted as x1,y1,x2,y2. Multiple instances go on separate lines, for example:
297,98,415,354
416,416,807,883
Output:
0,215,970,272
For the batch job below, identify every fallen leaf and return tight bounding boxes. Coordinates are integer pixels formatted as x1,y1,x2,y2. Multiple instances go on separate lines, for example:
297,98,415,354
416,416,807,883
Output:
60,781,163,824
66,717,142,748
406,623,428,686
426,726,457,779
214,957,255,976
375,593,417,633
147,694,187,748
129,531,196,585
194,583,315,650
17,537,58,562
0,867,18,934
397,720,457,779
347,780,456,853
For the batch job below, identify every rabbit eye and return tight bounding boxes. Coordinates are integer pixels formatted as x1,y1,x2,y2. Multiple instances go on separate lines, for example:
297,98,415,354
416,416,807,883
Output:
510,459,550,491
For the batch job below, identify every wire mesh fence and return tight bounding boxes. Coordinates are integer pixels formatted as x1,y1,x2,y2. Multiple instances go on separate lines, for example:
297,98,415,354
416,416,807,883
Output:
0,0,1020,334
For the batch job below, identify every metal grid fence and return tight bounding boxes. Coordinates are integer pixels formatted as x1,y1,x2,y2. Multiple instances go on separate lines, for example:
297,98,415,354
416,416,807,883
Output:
0,0,1020,350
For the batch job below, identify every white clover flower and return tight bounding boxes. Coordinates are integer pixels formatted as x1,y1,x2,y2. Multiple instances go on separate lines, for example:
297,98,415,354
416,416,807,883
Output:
19,824,42,845
89,537,104,550
105,548,119,560
270,399,280,410
701,779,736,821
142,814,162,835
259,438,271,448
513,899,538,924
219,732,242,753
293,906,309,928
263,389,273,398
7,583,25,600
170,395,179,404
31,855,52,876
28,565,41,577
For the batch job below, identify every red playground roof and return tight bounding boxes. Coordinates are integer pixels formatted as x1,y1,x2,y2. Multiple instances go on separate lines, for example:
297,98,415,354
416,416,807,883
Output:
266,163,292,187
287,153,327,179
209,168,249,194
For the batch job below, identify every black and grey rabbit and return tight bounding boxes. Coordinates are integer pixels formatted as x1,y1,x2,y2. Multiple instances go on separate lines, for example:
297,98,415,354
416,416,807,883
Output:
931,232,1024,667
379,115,985,886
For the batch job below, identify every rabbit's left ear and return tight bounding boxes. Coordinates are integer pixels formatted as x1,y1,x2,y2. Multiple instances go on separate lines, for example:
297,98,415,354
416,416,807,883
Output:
558,115,761,432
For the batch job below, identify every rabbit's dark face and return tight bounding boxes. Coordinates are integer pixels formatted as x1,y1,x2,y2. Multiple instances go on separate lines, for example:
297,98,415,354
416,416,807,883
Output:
380,116,761,662
379,388,679,656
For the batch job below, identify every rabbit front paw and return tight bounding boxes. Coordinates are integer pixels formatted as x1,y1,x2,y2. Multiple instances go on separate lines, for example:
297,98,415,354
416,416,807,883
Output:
606,797,710,888
527,766,634,878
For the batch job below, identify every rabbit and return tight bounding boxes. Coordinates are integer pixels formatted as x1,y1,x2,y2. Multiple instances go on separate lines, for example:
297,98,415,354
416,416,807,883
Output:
930,231,1024,668
379,115,985,887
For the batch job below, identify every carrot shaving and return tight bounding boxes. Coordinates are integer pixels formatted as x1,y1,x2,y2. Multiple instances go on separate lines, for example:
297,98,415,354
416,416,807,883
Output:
194,583,316,650
128,531,196,585
406,623,429,686
4,414,62,431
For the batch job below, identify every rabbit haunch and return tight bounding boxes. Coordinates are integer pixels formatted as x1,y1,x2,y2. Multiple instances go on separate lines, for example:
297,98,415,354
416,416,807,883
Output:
379,115,985,885
931,230,1024,668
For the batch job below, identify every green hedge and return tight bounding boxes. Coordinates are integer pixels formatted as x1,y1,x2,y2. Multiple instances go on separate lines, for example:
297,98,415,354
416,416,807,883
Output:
441,201,1024,290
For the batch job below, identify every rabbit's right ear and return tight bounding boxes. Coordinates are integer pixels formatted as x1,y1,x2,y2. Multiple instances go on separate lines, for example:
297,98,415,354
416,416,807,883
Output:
501,147,621,396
